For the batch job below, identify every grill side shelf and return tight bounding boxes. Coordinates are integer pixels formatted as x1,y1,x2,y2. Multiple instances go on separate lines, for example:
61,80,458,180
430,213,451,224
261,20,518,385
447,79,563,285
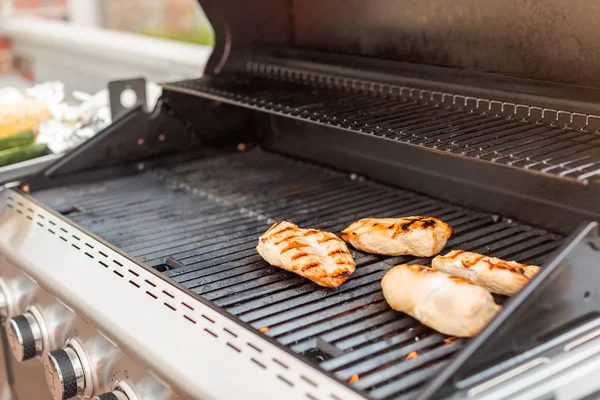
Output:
421,221,600,400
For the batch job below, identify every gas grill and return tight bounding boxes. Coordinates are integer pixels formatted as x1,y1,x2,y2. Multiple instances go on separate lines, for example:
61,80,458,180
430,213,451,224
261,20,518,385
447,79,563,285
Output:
2,1,600,400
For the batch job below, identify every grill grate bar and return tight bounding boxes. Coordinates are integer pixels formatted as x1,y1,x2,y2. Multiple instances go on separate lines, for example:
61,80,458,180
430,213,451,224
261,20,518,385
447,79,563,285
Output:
355,341,461,392
332,319,419,354
207,273,304,303
290,309,403,353
276,301,390,343
369,361,451,399
335,334,446,380
130,217,266,257
235,268,386,320
321,324,431,372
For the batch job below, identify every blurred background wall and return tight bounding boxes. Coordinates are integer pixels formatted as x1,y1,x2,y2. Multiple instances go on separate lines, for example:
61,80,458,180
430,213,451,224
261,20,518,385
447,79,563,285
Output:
0,0,213,93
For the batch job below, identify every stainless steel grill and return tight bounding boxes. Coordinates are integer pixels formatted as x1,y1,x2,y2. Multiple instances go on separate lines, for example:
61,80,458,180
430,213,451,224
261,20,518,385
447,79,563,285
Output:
4,2,600,399
33,149,563,399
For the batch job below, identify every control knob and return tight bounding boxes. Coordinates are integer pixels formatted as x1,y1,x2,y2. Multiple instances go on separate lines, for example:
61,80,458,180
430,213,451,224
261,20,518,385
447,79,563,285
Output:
44,347,86,400
6,312,43,361
94,390,129,400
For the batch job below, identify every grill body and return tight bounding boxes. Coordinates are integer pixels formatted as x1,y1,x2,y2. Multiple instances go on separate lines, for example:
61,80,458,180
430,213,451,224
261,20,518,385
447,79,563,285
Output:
3,1,600,399
32,149,564,399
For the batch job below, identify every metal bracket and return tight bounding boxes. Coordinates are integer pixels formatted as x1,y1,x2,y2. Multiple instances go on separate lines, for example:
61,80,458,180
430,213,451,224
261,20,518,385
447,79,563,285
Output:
420,221,600,399
108,77,148,121
22,94,199,192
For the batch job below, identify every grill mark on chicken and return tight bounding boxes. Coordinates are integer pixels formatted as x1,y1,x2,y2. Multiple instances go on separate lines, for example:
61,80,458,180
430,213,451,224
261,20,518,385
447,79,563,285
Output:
335,260,352,265
318,237,339,244
333,270,351,278
281,242,308,253
395,218,438,236
292,252,309,260
450,250,465,259
271,226,295,236
432,250,540,296
480,259,530,275
274,234,296,245
399,216,437,233
302,262,320,271
461,255,485,267
328,249,346,256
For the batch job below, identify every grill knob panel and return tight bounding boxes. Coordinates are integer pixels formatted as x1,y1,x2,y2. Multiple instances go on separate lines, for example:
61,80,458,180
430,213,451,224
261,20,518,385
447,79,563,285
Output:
94,390,129,400
44,347,86,400
6,312,43,361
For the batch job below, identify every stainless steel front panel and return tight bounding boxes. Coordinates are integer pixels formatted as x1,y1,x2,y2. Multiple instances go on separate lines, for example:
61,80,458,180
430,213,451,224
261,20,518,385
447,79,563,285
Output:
0,254,176,399
0,188,363,400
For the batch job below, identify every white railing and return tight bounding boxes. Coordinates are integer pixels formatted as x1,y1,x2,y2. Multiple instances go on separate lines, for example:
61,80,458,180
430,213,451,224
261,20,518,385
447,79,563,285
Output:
0,16,212,93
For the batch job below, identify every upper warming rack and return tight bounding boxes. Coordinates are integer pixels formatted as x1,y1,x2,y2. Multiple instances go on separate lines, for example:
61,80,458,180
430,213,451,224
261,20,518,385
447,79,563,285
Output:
163,61,600,185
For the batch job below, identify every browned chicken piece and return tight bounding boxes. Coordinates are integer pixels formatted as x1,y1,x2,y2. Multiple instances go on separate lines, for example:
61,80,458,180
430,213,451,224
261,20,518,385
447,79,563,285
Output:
382,264,501,337
432,250,541,296
341,216,452,257
256,221,356,288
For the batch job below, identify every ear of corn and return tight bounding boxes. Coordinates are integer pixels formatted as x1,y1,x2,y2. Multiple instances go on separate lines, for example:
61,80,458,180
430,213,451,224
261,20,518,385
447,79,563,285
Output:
0,100,51,139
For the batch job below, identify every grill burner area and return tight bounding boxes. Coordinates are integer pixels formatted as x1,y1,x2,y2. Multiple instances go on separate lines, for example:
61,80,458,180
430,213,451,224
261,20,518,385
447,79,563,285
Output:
33,148,563,399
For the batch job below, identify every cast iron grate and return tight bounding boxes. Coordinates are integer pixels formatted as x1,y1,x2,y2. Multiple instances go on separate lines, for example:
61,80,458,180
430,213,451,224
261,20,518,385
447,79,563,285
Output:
33,149,563,399
163,69,600,184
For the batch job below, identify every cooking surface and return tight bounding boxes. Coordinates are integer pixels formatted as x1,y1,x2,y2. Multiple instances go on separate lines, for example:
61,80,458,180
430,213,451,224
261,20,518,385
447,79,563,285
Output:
33,148,563,399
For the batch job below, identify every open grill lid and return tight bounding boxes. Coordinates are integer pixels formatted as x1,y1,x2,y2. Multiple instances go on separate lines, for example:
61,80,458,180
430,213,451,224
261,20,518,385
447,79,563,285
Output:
200,0,600,90
17,2,600,399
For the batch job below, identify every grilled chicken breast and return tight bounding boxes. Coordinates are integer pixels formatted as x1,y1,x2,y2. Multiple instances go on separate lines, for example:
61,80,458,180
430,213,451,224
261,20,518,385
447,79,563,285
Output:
341,216,452,257
256,221,356,288
382,264,500,337
432,250,540,296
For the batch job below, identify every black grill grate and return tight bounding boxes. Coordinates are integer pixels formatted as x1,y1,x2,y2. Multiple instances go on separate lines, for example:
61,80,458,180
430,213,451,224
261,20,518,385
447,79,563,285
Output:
163,68,600,184
33,149,563,399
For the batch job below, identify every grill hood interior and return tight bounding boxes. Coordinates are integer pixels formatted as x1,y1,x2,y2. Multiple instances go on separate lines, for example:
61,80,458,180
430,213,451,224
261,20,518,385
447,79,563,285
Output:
199,0,600,90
